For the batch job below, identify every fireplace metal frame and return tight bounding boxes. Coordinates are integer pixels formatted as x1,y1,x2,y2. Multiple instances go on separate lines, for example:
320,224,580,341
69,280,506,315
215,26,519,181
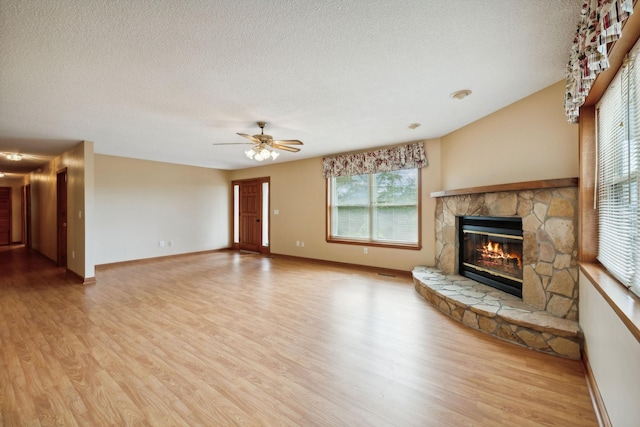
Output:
457,216,523,298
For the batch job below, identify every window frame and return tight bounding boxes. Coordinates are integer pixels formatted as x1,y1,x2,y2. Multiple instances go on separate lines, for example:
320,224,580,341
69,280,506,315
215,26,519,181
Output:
325,168,422,250
576,17,640,343
595,47,640,298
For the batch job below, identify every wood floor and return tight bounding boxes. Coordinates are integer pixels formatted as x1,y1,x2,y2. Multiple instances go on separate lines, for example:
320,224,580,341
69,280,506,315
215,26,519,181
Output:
0,246,598,426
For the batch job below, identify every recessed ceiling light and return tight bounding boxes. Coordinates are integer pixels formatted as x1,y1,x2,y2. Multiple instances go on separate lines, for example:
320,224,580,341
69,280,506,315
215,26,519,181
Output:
450,89,472,100
408,123,421,129
0,172,4,178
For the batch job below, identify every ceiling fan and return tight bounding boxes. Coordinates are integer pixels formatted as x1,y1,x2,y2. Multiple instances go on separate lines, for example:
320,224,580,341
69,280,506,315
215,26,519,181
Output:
213,121,303,161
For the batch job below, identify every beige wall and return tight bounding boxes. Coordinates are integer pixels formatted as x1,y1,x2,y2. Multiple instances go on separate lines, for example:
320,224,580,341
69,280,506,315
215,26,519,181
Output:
230,139,442,272
579,272,640,427
24,141,91,278
94,155,231,265
440,80,579,190
83,142,95,278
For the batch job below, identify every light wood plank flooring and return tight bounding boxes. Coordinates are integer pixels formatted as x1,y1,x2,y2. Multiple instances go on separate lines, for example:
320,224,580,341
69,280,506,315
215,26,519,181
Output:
0,246,597,426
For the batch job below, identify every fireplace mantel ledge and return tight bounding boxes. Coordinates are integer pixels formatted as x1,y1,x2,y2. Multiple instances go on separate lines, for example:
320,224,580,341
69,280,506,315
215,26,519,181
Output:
430,178,578,198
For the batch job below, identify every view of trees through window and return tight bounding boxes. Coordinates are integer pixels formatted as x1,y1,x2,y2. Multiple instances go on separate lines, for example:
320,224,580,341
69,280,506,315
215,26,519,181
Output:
330,169,418,244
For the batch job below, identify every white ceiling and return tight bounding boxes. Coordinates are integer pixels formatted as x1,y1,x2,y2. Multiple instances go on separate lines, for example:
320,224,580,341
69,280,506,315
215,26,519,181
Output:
0,0,582,174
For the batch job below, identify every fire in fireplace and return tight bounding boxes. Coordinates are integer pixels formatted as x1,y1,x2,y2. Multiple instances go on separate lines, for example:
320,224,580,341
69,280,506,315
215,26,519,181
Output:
458,216,523,297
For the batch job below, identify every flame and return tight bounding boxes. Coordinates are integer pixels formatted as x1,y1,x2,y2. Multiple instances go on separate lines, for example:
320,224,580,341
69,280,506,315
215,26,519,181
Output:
481,240,521,268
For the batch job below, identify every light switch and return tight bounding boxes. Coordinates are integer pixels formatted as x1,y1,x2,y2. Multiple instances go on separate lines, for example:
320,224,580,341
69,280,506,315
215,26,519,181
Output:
274,209,279,215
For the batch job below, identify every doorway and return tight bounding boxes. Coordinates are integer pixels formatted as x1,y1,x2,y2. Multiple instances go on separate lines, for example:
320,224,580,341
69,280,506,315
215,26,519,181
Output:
0,187,11,246
232,178,270,254
57,169,67,267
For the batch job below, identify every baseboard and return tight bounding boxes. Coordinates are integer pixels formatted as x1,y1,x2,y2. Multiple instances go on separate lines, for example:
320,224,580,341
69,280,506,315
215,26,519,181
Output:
582,348,612,427
95,247,233,269
269,253,412,279
66,268,96,285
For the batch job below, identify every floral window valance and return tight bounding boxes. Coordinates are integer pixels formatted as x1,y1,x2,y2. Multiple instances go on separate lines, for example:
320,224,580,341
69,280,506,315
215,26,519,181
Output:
565,0,633,123
322,142,427,178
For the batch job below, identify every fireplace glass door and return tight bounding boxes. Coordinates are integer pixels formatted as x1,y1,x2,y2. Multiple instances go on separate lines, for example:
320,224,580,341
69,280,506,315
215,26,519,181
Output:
459,216,523,297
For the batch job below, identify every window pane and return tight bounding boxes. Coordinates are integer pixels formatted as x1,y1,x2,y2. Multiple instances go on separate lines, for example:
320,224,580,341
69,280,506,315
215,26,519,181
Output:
373,206,417,242
262,181,269,247
335,175,369,205
233,184,239,244
374,169,417,205
334,206,369,238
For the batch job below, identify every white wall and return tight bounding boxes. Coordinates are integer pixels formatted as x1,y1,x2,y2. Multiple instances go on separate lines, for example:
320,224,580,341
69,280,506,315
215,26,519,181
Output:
94,155,231,265
579,271,640,427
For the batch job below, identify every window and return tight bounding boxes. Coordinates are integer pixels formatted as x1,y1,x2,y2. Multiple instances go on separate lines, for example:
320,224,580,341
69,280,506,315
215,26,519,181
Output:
327,168,420,247
596,46,640,297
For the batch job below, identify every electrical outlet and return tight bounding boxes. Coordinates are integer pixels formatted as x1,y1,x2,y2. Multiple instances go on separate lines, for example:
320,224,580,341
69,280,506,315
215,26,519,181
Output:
274,209,279,215
364,247,368,254
168,241,173,247
301,241,304,247
296,240,300,247
159,241,165,247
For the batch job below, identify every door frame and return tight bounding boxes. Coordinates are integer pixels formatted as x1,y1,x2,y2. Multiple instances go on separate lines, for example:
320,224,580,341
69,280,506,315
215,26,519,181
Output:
23,184,31,247
232,177,270,255
0,187,11,246
56,168,68,267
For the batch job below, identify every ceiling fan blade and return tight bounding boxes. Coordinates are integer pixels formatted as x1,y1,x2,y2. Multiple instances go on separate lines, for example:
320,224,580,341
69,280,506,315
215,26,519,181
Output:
272,143,301,152
272,139,303,145
212,142,254,146
237,133,261,143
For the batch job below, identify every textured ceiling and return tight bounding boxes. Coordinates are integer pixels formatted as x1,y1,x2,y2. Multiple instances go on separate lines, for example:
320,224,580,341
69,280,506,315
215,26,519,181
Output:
0,0,582,174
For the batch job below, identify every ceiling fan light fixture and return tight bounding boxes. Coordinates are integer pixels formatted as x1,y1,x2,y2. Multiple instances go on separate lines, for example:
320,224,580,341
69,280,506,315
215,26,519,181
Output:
0,172,4,178
6,153,22,161
244,143,281,162
217,121,302,162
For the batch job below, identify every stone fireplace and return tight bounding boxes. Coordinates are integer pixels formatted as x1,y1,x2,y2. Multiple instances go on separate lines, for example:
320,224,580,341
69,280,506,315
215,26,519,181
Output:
434,180,579,320
413,178,582,359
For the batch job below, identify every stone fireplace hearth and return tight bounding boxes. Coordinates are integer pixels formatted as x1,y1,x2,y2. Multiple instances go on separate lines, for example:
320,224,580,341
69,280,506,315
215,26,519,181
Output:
413,178,583,359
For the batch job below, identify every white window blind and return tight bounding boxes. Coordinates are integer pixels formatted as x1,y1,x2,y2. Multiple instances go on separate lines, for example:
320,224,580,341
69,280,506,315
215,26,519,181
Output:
596,45,640,297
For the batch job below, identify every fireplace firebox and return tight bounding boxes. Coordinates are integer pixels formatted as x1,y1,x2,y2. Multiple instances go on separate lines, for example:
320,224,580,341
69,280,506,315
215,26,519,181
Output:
458,216,523,298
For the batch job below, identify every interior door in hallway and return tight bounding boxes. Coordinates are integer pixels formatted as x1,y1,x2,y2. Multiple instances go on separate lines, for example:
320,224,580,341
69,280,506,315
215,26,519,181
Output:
0,187,11,245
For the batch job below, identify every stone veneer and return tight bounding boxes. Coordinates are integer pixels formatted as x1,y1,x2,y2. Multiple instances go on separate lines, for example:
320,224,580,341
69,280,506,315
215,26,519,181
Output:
413,267,582,359
434,186,579,320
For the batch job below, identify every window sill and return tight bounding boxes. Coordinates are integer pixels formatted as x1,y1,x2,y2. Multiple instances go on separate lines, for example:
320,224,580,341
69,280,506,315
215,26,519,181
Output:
580,262,640,343
326,237,421,250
